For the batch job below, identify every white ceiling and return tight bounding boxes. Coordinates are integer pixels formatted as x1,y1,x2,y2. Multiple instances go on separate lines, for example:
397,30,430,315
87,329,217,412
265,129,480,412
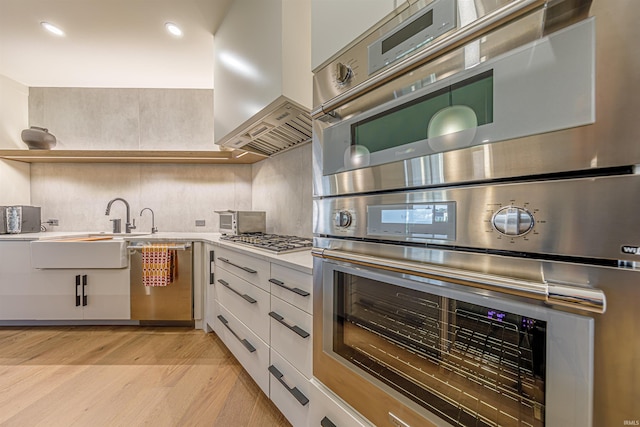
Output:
0,0,233,89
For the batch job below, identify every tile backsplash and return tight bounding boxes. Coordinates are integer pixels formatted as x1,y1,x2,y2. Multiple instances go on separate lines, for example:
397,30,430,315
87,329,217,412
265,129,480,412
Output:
31,163,253,233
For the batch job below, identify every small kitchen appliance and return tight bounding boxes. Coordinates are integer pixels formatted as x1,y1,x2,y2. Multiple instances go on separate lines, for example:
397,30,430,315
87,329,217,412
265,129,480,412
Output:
216,210,266,235
2,206,41,234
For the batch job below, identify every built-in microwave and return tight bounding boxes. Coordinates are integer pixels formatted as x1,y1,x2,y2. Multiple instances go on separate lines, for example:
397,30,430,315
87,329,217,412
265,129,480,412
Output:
215,210,266,235
319,17,594,178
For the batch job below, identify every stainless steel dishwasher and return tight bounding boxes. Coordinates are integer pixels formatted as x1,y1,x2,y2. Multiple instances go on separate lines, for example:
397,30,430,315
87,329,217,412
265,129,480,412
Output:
129,241,193,321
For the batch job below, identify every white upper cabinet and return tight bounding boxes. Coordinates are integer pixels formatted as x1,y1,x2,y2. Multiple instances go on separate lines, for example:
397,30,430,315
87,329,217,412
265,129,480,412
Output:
311,0,398,71
214,0,312,150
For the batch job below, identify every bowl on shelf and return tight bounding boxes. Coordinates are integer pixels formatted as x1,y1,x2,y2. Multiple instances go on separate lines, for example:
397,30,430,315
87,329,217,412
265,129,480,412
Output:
21,126,57,150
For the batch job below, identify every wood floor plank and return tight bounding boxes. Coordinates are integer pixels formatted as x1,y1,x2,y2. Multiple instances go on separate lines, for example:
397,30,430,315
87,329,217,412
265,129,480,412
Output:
0,326,292,427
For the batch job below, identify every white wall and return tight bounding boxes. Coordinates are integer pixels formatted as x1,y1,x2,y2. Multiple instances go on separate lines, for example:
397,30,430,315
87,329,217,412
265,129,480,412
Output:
0,74,31,205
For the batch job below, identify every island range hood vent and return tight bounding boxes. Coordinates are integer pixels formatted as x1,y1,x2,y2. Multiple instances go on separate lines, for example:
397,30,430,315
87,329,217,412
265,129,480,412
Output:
217,96,312,157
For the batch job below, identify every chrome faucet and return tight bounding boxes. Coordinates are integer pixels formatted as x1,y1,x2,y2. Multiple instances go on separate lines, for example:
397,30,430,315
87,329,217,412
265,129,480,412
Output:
105,197,136,233
140,208,158,234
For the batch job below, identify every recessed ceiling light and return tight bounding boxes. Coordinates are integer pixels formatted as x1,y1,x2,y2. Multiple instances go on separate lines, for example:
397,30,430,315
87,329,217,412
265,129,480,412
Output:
165,22,183,37
40,21,65,36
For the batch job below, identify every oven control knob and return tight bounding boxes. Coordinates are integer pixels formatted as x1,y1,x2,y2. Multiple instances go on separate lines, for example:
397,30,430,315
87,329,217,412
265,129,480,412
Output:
335,62,353,85
335,210,353,228
492,206,534,236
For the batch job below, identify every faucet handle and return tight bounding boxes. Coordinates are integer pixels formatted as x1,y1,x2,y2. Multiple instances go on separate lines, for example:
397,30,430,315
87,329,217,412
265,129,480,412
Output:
130,218,137,230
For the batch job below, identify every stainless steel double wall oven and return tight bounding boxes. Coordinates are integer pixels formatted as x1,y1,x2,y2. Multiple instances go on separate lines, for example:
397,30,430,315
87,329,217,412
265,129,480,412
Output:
312,0,640,426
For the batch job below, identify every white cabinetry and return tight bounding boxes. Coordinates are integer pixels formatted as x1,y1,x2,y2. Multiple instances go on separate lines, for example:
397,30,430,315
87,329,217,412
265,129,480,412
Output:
203,243,216,331
211,243,370,427
213,247,272,395
30,268,129,320
311,0,397,70
0,240,129,321
0,241,37,319
309,379,373,427
269,296,312,378
269,261,314,426
215,301,271,395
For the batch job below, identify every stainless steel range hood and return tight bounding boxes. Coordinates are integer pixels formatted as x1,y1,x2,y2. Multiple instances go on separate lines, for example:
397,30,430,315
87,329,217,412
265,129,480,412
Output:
216,95,311,157
213,0,312,157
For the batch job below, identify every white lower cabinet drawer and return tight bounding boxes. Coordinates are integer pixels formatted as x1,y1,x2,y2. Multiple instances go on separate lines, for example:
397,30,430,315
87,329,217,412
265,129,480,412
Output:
215,268,270,343
214,301,269,396
270,264,312,314
270,296,313,378
269,350,311,427
309,379,373,427
215,247,270,291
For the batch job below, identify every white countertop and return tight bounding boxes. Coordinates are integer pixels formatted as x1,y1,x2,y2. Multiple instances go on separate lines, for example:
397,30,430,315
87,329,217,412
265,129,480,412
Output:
0,231,313,273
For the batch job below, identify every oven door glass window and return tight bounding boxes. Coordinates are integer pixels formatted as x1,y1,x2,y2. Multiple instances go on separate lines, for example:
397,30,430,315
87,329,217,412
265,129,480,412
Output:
219,215,233,230
351,71,493,155
333,270,546,427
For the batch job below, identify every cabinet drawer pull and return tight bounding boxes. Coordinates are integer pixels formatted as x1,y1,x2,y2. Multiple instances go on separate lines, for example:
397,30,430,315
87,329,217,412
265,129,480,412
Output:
217,279,257,304
269,278,310,297
217,315,256,353
218,257,257,274
268,311,310,338
268,365,309,406
75,275,81,307
82,275,88,306
321,416,337,427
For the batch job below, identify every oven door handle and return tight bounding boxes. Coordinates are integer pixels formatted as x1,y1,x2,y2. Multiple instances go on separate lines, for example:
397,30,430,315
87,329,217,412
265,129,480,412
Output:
313,248,606,314
312,0,545,119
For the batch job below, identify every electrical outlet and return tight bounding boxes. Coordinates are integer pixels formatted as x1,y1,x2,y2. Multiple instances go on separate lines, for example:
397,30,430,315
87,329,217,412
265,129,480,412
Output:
195,220,206,227
47,219,59,226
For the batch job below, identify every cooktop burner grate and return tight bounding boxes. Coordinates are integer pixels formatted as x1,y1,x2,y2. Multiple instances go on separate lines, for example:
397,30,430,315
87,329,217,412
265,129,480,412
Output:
220,233,313,254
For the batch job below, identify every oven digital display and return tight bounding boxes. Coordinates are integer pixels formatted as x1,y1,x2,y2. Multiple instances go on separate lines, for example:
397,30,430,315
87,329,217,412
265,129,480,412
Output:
368,202,456,240
381,9,434,54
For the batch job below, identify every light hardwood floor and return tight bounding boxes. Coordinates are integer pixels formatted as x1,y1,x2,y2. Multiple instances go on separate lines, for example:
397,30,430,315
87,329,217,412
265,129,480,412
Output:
0,326,291,427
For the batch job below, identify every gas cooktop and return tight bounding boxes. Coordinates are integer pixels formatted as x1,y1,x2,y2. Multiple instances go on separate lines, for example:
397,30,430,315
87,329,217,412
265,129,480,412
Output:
220,233,313,254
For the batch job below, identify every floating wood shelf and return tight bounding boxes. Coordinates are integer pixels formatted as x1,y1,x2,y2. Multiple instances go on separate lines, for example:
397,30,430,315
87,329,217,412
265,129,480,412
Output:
0,149,266,164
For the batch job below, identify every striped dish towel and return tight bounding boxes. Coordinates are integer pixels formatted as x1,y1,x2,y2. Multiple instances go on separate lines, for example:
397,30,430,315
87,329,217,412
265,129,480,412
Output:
142,244,176,287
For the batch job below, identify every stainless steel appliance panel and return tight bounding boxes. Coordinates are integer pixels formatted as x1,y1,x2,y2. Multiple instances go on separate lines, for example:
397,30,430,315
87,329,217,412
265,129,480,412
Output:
314,174,640,263
130,243,193,321
312,0,640,425
320,19,594,177
312,0,640,197
313,251,595,427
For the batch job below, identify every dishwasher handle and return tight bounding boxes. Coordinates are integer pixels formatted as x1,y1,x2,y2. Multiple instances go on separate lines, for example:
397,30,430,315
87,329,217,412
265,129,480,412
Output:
127,243,192,251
